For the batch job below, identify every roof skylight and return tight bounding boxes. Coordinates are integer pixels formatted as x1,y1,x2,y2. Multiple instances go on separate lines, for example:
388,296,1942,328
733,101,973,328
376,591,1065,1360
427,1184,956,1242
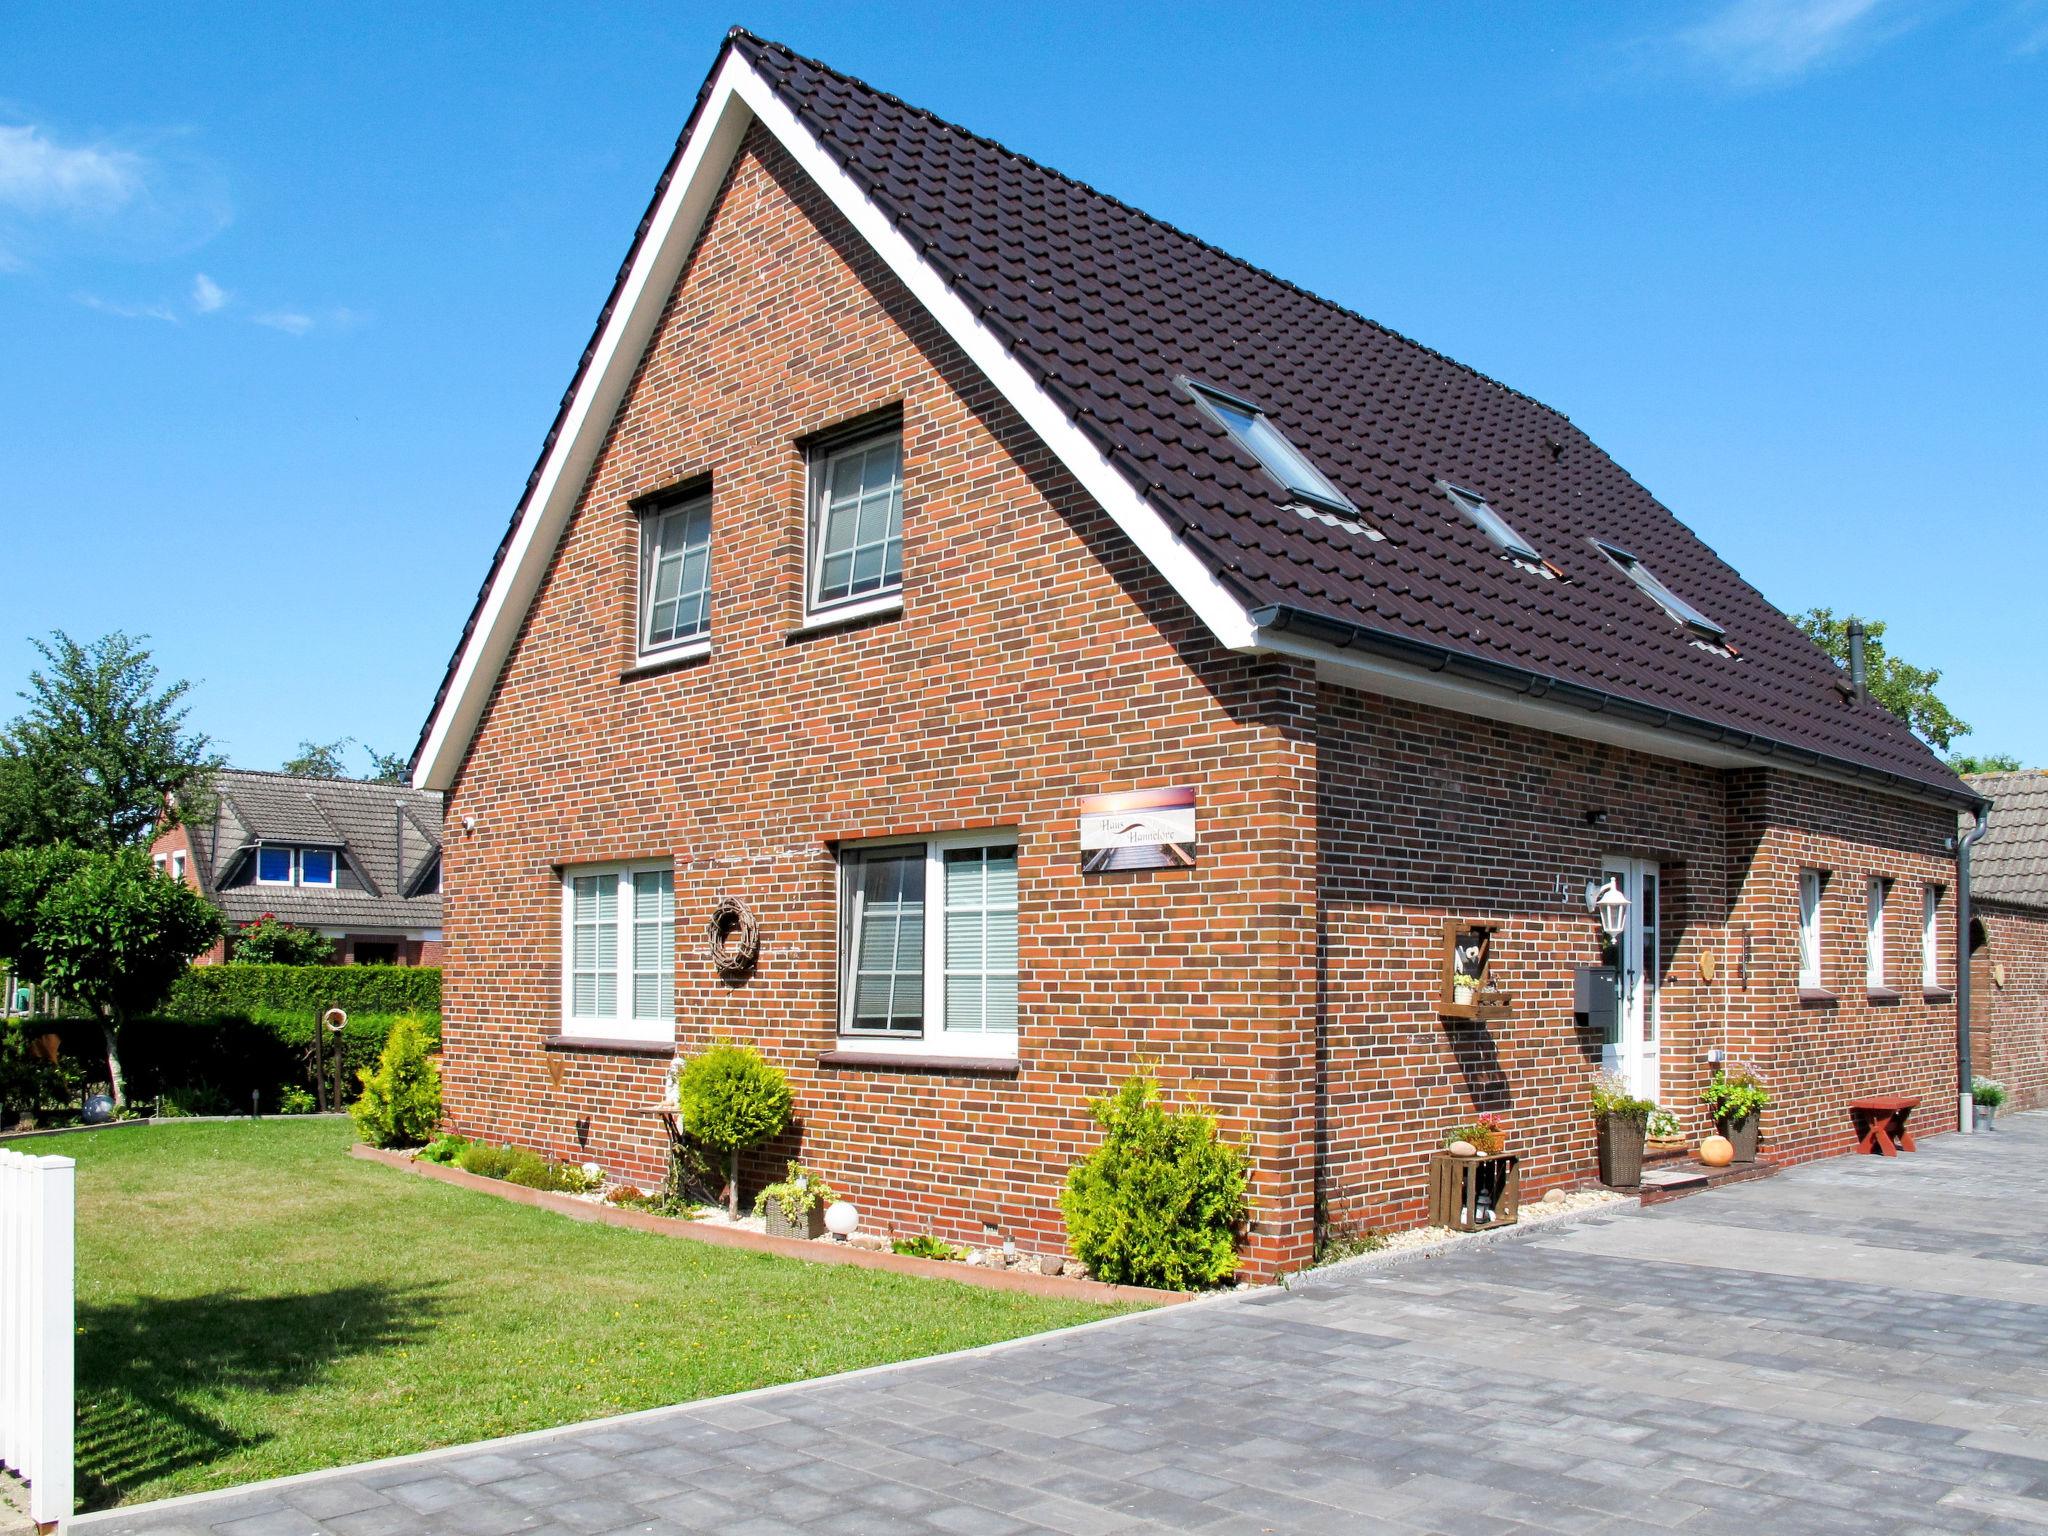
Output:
1593,540,1727,643
1439,481,1543,565
1184,379,1357,516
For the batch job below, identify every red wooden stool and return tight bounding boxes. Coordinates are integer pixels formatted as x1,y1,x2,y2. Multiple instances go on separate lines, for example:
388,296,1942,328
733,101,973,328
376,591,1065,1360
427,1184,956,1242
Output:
1850,1095,1920,1155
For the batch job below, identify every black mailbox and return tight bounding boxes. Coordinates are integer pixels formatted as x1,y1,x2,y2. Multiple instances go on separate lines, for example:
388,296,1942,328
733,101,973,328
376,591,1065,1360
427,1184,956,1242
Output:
1574,965,1618,1036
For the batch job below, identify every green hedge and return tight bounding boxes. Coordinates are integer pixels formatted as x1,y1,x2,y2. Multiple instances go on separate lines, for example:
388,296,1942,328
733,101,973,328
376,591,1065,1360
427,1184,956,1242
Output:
166,964,441,1019
3,1010,441,1116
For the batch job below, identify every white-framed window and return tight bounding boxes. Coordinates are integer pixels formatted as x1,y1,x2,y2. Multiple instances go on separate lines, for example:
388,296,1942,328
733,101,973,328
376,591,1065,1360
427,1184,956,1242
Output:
560,861,674,1043
808,427,904,614
639,492,713,653
1797,868,1825,989
1921,885,1941,990
1866,876,1889,988
171,850,187,881
839,832,1018,1058
256,846,295,885
300,848,337,887
1439,480,1544,565
152,853,167,873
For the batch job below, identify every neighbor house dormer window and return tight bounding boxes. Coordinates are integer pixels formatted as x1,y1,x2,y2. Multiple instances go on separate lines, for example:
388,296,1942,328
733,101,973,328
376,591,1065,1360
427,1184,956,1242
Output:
1593,540,1727,644
1439,481,1544,566
808,424,904,617
257,846,295,885
300,849,336,887
638,489,713,654
255,846,338,887
1184,378,1358,517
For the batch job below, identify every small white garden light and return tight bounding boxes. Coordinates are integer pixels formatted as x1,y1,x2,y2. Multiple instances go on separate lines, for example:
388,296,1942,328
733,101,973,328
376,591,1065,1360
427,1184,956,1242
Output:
1586,878,1631,941
824,1200,860,1240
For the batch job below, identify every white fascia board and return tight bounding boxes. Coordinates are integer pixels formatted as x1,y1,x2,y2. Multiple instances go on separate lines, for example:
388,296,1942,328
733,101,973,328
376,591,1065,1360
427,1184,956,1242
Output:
1270,629,1964,812
413,56,757,790
724,65,1260,655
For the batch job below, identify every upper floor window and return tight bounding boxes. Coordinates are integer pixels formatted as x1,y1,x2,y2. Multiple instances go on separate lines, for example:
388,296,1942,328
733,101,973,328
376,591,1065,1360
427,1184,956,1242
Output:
809,427,903,613
152,853,167,873
1866,876,1889,988
640,492,713,653
1797,868,1825,990
300,848,336,887
562,861,674,1043
171,851,187,881
1593,540,1727,644
1440,481,1543,565
1185,379,1356,516
839,833,1017,1058
257,846,295,885
257,845,338,887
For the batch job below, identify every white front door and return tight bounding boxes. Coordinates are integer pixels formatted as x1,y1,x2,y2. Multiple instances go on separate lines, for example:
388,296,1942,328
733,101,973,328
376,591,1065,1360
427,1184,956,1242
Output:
1600,856,1662,1106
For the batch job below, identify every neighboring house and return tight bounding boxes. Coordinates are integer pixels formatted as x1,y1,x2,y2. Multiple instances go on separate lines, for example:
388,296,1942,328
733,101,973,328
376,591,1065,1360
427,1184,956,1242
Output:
1962,771,2048,1110
153,769,444,966
411,32,1981,1278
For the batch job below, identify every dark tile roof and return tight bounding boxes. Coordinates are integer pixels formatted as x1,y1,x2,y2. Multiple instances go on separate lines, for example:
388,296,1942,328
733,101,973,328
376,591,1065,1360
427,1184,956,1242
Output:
416,30,1973,807
189,769,443,931
1965,770,2048,911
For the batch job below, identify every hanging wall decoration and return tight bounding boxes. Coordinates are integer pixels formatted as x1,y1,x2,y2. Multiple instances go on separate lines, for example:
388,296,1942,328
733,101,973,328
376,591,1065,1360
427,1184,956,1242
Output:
704,896,761,976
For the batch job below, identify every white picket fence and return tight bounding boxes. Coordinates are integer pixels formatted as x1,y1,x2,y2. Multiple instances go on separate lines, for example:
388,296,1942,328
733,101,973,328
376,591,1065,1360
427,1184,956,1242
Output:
1,1147,74,1531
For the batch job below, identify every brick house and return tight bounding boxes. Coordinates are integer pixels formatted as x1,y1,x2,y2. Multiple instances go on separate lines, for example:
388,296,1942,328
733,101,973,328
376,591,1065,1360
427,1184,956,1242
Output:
410,32,1982,1278
154,768,445,966
1962,771,2048,1111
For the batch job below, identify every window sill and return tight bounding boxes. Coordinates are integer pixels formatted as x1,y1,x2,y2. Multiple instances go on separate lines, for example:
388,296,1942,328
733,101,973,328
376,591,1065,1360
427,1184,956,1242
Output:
1797,987,1839,1005
543,1034,675,1057
816,1048,1019,1076
621,640,710,679
1923,988,1954,1004
790,592,903,639
1865,986,1902,1004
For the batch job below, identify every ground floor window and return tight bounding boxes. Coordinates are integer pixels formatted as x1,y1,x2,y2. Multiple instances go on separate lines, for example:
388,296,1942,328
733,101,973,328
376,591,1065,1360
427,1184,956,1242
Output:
561,861,674,1042
840,834,1017,1056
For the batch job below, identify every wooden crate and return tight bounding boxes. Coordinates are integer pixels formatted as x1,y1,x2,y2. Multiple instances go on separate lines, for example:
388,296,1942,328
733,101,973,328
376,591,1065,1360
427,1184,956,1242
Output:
1427,1151,1520,1232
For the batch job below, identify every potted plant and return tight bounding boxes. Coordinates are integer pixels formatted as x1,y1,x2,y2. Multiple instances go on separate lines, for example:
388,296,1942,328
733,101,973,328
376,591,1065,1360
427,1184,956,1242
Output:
1973,1077,2008,1131
1591,1072,1654,1187
1700,1070,1770,1164
755,1161,837,1239
1445,1112,1508,1156
1452,971,1481,1006
1646,1106,1685,1152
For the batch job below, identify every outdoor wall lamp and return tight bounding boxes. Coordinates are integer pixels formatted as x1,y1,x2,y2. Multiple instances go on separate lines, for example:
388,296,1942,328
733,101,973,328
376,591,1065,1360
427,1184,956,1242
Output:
1585,878,1631,940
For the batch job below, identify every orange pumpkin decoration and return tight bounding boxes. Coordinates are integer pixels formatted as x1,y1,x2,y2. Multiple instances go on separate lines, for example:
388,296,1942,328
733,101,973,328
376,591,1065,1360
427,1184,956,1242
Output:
1697,1134,1735,1168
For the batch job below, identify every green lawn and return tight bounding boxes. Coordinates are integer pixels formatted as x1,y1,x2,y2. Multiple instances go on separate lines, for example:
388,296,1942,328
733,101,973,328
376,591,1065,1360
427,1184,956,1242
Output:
51,1118,1134,1509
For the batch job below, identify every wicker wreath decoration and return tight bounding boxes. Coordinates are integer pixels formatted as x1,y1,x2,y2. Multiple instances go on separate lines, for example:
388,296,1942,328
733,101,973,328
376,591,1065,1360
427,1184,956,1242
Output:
704,896,761,976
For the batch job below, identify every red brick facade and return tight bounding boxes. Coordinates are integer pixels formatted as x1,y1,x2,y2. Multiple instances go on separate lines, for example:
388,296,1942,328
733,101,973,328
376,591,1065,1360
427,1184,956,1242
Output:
438,125,1970,1280
1972,904,2048,1112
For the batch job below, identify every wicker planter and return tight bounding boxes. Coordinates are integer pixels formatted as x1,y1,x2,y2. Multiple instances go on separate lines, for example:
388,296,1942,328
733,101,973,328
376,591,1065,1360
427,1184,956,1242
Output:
1596,1117,1645,1188
762,1203,826,1241
1718,1113,1760,1163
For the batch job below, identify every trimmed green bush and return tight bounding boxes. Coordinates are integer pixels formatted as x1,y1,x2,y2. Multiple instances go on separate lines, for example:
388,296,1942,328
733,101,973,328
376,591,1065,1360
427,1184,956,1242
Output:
1060,1074,1247,1291
348,1014,441,1148
456,1141,515,1180
673,1042,792,1218
167,964,440,1020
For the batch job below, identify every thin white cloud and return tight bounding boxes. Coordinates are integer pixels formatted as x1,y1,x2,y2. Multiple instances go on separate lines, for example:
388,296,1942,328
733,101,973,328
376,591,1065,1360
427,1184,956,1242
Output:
1674,0,1913,86
191,271,227,312
74,291,179,322
0,124,142,215
253,309,314,335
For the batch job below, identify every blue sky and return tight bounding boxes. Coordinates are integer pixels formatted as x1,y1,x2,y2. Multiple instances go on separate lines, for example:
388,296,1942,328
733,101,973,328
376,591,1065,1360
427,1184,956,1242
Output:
4,1,2044,774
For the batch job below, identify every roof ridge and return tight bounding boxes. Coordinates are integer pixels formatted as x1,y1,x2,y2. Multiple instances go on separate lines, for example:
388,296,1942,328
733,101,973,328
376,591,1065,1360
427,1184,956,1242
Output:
731,30,1571,426
217,764,438,795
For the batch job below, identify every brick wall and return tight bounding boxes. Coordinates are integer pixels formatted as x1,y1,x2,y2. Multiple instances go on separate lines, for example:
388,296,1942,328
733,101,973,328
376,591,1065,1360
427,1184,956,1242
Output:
441,118,1969,1279
1972,903,2048,1111
441,124,1319,1279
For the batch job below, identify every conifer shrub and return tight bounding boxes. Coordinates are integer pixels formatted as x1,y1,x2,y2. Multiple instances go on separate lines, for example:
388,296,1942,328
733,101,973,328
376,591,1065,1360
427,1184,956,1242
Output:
672,1042,792,1218
347,1013,441,1147
1060,1073,1247,1290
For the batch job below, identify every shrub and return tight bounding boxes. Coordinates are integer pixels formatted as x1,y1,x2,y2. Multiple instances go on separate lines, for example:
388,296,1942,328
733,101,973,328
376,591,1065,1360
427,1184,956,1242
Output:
276,1085,318,1115
166,964,440,1020
1700,1070,1770,1124
456,1141,515,1180
1590,1072,1654,1127
348,1014,441,1147
672,1042,792,1218
1060,1073,1247,1290
892,1234,965,1261
229,916,335,966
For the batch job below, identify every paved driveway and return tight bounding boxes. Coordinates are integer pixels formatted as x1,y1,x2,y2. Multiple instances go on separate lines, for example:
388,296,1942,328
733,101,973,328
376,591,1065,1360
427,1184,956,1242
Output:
82,1114,2048,1536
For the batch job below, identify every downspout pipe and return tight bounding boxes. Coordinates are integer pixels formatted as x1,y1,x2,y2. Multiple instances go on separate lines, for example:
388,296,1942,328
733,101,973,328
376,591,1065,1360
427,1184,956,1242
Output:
1950,804,1991,1133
